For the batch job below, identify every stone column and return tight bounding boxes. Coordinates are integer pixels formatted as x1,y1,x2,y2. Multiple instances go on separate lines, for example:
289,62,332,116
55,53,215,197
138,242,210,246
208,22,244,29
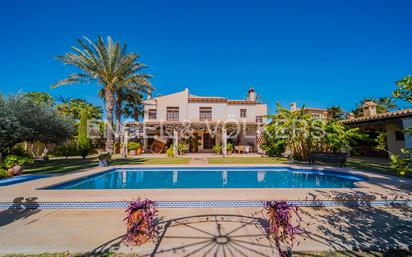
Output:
173,129,178,157
123,129,129,158
222,128,227,157
402,118,412,149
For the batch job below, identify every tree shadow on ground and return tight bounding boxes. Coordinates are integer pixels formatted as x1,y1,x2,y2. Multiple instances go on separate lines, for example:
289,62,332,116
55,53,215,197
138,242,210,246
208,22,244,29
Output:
0,197,40,227
300,203,412,256
86,214,276,257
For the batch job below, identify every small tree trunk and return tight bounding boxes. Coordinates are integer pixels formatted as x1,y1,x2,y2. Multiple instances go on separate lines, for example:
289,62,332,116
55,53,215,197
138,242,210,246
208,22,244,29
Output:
105,88,115,154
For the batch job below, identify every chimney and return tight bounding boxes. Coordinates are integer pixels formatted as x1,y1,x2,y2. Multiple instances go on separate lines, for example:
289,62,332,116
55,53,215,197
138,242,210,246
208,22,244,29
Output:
362,101,377,117
247,87,257,101
347,112,355,120
290,102,297,111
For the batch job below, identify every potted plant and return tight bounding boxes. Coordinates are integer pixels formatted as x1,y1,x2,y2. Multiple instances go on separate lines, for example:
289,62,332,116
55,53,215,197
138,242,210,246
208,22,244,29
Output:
98,152,111,167
227,143,234,154
2,154,33,176
124,198,158,245
127,142,141,156
178,144,188,155
264,201,305,257
188,137,199,153
213,144,222,155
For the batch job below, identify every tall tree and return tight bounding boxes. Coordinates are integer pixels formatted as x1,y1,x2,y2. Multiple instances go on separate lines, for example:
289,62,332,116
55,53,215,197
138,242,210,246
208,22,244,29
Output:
77,109,90,159
393,75,412,103
56,98,102,120
52,36,144,153
326,105,346,120
25,92,55,107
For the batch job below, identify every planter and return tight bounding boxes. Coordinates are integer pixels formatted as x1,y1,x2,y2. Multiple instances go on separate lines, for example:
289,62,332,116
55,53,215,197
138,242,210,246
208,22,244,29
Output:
129,150,136,156
99,159,109,167
126,210,150,245
135,148,142,155
7,165,24,176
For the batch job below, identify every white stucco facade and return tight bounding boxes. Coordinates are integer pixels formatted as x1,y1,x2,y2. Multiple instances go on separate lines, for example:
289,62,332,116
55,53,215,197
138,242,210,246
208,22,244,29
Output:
140,88,267,153
143,88,267,123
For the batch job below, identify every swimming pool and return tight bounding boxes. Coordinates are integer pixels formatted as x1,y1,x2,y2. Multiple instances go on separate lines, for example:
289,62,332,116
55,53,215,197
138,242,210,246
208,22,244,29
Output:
44,167,366,189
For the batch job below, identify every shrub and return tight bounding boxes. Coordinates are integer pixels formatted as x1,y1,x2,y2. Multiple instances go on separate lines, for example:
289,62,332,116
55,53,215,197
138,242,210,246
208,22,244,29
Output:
128,142,141,151
166,146,174,157
124,198,158,245
0,168,8,178
213,144,222,154
98,152,111,161
49,143,80,157
227,143,234,153
2,154,33,168
178,144,188,154
261,138,287,157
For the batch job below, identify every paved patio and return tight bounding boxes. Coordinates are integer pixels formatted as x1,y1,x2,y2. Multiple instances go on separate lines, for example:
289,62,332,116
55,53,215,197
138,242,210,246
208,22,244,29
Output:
0,206,410,255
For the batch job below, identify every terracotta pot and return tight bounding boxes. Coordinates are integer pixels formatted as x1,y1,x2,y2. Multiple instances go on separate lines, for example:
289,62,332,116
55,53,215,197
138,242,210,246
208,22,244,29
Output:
126,210,150,245
267,206,292,238
135,148,142,155
8,165,24,176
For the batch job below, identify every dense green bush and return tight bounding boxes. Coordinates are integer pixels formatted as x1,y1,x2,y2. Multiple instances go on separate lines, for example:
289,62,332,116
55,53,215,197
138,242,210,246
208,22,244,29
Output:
0,168,8,178
49,143,80,157
261,139,287,157
166,146,174,157
213,144,222,154
178,144,188,154
2,154,33,168
127,142,141,151
0,93,75,157
227,143,234,153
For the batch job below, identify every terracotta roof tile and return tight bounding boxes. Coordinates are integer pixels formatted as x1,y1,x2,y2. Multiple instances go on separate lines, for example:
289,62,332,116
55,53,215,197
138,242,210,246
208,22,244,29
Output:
342,108,412,124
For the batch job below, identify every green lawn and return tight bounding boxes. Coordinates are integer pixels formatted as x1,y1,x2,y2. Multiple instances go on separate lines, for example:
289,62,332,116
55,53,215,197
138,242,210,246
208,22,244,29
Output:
24,157,191,174
207,156,288,164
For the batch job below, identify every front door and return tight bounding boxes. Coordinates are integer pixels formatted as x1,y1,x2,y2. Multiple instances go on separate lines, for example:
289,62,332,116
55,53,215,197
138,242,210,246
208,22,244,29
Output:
203,133,213,149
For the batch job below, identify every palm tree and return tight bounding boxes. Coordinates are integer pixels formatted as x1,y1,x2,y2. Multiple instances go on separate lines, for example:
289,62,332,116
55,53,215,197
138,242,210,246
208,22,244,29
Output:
376,96,398,112
326,105,345,120
113,60,152,136
352,97,397,117
52,36,143,153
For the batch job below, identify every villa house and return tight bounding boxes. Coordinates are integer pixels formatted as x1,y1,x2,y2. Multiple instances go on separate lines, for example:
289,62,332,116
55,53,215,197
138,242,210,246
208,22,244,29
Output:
290,102,328,119
125,88,267,156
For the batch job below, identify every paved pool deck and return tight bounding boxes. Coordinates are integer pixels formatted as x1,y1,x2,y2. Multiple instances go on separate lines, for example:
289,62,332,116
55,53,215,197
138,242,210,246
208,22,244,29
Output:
0,206,410,255
0,163,411,255
0,163,411,204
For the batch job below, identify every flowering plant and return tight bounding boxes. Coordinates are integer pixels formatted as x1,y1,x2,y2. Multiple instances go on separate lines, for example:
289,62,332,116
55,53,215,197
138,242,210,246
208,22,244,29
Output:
264,201,305,257
124,198,158,245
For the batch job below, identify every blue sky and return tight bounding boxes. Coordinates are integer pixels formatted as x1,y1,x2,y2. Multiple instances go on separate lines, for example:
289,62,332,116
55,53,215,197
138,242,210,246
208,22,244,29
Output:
1,0,411,114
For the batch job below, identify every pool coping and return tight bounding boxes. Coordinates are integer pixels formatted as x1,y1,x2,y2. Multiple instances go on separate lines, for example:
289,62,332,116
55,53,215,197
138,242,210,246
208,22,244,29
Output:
0,163,411,208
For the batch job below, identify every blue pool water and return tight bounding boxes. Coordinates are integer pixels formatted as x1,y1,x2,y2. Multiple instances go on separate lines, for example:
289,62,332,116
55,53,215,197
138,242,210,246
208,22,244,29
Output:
0,175,47,186
45,167,366,189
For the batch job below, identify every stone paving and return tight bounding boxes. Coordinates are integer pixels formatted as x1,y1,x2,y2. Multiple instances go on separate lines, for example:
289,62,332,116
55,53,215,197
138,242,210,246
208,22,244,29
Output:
0,206,411,255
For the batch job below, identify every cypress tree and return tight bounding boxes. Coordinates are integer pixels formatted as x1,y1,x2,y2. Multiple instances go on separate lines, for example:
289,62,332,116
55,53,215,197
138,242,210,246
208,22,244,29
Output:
77,109,90,159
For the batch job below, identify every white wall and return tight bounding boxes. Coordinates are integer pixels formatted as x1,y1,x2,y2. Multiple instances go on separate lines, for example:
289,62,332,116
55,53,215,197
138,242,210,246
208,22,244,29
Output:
385,123,404,156
402,118,412,149
144,89,268,122
188,102,228,121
